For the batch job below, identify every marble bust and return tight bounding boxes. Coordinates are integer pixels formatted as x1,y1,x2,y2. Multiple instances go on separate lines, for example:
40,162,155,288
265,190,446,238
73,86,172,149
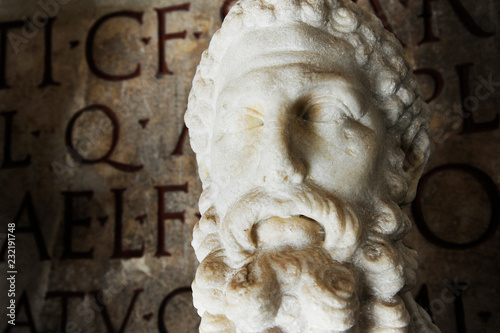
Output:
185,0,440,332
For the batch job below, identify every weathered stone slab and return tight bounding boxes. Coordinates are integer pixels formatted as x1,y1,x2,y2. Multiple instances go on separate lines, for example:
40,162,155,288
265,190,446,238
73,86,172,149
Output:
0,0,498,332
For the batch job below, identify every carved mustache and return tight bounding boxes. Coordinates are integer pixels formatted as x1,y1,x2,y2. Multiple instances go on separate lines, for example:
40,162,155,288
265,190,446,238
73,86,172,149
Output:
219,184,362,264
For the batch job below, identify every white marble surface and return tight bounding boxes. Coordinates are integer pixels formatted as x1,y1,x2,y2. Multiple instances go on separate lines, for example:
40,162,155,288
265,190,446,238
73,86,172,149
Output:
186,0,440,332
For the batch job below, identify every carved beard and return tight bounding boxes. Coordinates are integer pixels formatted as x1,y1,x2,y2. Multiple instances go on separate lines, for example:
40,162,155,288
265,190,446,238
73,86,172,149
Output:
192,184,427,333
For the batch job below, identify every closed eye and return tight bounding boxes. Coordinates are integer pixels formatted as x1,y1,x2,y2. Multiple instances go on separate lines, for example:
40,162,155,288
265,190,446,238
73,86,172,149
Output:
242,107,265,129
224,106,264,131
299,95,363,123
300,96,345,123
301,103,344,123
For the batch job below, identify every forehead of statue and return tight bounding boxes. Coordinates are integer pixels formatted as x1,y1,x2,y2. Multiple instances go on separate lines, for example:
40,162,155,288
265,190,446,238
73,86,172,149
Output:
216,23,360,93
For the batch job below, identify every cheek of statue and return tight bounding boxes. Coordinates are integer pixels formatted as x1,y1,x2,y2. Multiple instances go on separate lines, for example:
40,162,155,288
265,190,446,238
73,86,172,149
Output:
295,112,384,201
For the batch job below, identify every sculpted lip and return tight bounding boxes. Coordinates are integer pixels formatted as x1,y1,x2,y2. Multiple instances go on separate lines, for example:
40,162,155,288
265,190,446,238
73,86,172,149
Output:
252,215,326,249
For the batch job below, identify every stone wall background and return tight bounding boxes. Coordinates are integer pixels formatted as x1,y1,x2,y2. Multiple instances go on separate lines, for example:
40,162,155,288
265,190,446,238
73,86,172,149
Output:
0,0,498,332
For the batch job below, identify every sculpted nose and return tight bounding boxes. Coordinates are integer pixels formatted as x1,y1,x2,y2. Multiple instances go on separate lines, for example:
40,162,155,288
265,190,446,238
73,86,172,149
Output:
257,117,305,185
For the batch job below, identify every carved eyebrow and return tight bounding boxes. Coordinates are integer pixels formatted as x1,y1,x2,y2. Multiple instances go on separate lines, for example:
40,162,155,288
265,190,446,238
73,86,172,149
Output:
302,93,364,120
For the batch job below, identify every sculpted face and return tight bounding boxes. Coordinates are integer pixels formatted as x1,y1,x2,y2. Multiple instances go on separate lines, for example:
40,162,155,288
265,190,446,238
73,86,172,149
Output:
192,25,388,333
211,25,385,217
186,1,438,332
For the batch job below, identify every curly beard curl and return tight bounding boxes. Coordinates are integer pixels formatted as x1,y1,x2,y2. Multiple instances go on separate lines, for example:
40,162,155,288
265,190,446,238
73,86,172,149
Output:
191,186,433,333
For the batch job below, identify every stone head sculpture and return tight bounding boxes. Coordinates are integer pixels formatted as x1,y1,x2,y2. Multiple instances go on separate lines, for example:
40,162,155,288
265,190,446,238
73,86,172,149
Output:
185,0,440,332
